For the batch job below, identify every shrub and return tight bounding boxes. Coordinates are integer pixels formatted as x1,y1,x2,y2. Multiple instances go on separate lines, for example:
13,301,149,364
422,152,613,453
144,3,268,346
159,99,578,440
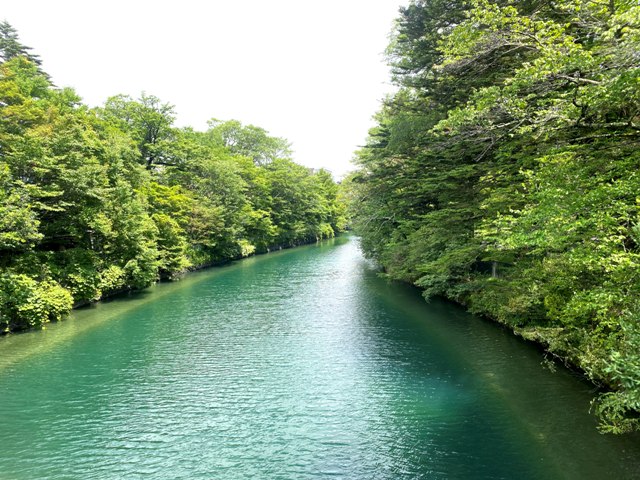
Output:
0,273,73,332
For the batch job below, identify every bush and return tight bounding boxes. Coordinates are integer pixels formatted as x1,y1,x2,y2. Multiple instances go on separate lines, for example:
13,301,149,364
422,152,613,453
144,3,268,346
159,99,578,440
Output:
98,265,126,295
0,273,73,332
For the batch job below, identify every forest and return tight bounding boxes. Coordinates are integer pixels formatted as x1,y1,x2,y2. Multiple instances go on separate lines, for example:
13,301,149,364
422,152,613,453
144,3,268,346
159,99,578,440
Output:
0,22,346,334
348,0,640,432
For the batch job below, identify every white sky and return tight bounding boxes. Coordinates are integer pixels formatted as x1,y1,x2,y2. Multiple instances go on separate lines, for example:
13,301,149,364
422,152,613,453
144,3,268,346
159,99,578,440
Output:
2,0,405,178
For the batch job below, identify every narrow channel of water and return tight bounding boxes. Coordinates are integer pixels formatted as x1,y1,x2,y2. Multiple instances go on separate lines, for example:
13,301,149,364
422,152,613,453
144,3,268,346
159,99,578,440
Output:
1,236,639,479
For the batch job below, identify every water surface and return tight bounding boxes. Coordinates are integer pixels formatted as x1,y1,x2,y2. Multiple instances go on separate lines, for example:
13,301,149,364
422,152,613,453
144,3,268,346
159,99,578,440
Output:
1,236,639,479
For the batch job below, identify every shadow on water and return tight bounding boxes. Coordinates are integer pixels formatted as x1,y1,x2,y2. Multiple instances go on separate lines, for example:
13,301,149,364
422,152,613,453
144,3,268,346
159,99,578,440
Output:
356,261,640,479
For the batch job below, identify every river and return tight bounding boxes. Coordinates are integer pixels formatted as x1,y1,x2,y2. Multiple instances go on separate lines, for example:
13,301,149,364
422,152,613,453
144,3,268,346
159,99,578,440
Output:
1,235,639,479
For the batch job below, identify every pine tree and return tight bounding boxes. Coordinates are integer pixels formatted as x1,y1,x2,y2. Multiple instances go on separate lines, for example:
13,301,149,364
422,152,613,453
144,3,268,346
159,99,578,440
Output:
0,20,49,80
0,21,41,63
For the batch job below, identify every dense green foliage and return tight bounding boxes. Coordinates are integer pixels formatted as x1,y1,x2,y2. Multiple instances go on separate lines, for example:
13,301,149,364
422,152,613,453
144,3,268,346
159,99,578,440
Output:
350,0,640,432
0,26,346,334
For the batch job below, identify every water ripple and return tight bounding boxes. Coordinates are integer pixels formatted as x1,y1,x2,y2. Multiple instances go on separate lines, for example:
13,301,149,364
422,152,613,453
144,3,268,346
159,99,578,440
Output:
1,238,640,479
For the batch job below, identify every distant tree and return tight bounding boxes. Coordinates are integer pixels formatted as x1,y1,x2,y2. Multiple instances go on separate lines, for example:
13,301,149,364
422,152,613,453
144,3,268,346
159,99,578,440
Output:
207,119,291,166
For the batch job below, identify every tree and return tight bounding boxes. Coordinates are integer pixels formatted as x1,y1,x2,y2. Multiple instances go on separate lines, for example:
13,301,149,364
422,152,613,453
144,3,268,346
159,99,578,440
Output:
0,20,43,66
0,20,49,81
101,93,177,170
206,119,291,166
0,162,42,253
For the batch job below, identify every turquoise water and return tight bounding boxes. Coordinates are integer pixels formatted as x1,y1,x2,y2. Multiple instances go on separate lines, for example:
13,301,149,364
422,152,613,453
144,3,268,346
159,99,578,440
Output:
1,236,639,479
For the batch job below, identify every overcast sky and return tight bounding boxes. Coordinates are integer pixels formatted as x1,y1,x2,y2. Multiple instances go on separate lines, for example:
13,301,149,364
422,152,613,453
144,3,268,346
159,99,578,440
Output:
3,0,405,178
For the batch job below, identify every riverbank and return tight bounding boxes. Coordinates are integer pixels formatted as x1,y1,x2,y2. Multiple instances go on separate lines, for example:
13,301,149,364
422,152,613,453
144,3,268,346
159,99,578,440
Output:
26,235,343,331
438,288,631,433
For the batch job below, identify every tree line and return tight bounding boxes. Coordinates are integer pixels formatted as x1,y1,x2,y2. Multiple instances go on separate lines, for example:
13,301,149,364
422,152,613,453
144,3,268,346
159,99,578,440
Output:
0,22,346,334
348,0,640,432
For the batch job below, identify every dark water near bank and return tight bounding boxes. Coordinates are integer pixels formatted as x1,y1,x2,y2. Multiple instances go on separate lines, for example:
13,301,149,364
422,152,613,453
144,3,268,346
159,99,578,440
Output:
1,236,639,479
